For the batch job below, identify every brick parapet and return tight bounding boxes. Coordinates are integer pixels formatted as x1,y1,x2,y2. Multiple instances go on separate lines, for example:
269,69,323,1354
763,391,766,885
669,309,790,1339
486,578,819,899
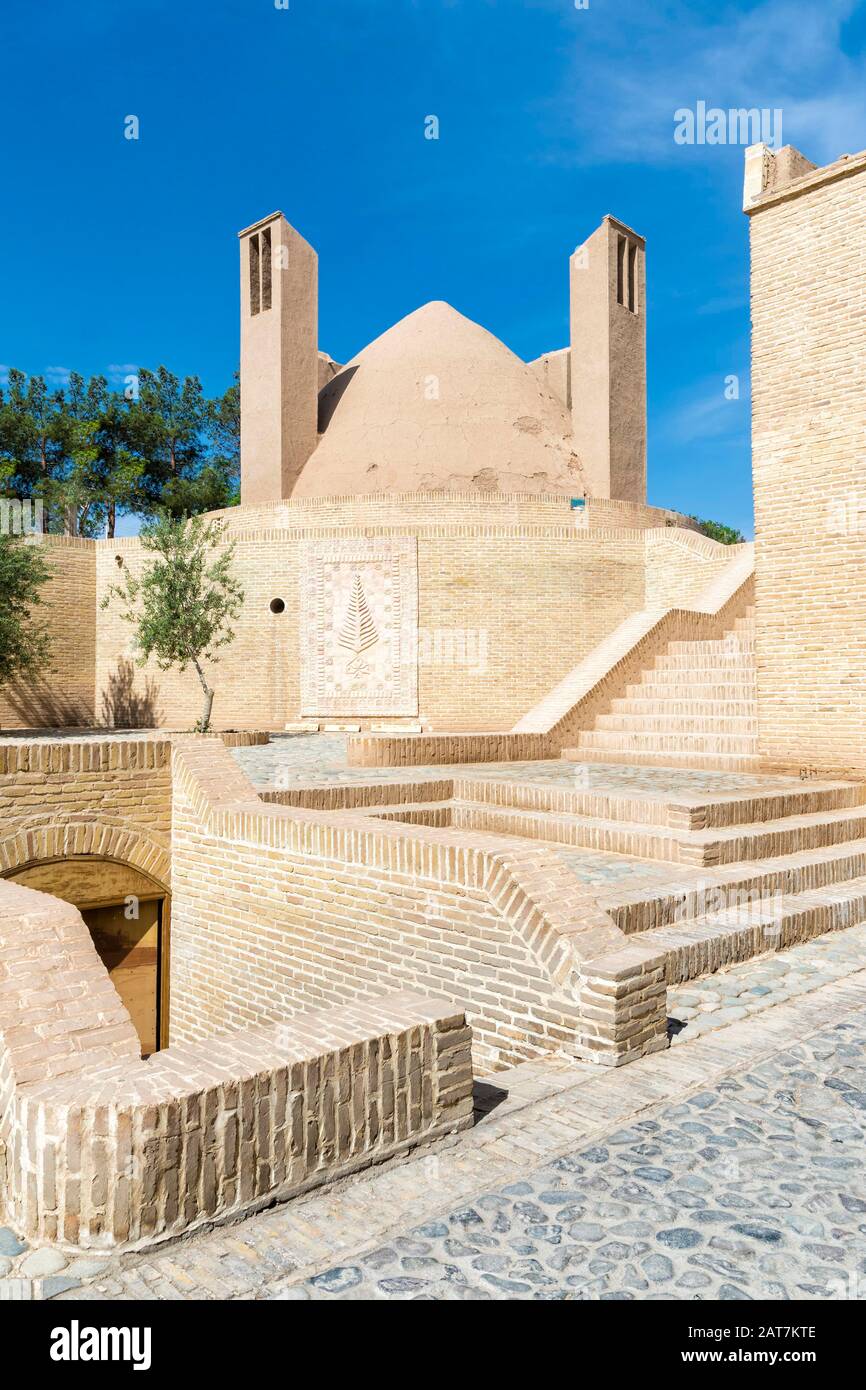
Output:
0,878,473,1250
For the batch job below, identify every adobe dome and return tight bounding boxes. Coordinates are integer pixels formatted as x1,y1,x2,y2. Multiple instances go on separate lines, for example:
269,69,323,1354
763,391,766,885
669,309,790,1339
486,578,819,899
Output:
292,301,586,497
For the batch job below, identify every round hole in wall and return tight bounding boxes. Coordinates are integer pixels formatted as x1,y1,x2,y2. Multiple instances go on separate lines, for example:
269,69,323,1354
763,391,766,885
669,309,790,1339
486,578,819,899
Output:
269,597,286,615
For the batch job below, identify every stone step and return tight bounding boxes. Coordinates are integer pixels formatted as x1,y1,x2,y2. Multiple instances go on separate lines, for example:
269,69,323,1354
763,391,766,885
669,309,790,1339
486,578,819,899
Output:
610,697,756,716
601,839,866,935
594,712,757,734
578,729,759,755
640,876,866,985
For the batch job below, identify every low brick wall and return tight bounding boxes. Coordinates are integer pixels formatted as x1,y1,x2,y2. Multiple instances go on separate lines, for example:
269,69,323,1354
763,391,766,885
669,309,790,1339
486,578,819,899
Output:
171,739,668,1073
346,731,549,769
0,879,473,1251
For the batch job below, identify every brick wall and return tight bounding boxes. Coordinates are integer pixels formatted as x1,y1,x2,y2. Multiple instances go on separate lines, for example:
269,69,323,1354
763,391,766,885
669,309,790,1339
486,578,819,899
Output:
2,496,714,736
0,539,95,731
0,737,172,887
92,501,719,734
748,146,866,774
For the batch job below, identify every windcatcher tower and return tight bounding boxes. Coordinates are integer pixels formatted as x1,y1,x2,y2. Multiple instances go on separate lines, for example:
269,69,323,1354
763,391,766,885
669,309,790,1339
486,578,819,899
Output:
569,215,646,503
239,212,318,504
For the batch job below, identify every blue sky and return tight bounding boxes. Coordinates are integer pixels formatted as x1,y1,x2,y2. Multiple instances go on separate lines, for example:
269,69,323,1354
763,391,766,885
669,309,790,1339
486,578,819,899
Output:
3,0,866,537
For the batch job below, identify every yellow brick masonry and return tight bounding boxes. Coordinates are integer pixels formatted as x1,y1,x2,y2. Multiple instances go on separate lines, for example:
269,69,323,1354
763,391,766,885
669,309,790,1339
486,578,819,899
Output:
0,538,95,731
0,737,172,886
747,145,866,775
1,494,721,734
169,739,668,1073
0,874,474,1250
349,543,755,767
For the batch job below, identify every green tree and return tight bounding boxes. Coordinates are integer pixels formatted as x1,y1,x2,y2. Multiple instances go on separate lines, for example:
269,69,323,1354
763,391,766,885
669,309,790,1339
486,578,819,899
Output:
1,366,241,537
0,369,64,531
101,513,244,731
206,373,240,509
0,533,53,700
691,517,746,545
52,372,105,536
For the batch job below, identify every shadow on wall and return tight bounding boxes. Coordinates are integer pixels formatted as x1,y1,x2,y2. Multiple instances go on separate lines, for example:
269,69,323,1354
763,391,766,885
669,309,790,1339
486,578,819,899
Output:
0,676,93,730
101,658,163,729
318,363,359,433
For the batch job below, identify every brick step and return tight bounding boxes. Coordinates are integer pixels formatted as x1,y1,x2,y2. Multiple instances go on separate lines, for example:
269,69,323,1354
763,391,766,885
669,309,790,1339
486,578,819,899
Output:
610,697,756,716
601,839,866,935
664,639,755,655
594,712,757,734
363,801,453,828
634,669,756,687
652,656,755,674
562,746,765,772
451,798,866,867
688,804,866,867
578,729,759,755
454,773,863,831
450,799,685,861
640,877,866,985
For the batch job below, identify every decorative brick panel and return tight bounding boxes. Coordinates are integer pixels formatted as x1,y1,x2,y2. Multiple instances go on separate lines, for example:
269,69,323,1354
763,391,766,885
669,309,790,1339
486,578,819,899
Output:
299,536,418,717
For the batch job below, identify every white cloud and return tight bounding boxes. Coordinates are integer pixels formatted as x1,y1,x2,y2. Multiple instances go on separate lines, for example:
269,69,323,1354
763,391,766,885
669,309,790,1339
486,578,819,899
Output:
550,0,866,167
107,363,140,386
656,374,751,446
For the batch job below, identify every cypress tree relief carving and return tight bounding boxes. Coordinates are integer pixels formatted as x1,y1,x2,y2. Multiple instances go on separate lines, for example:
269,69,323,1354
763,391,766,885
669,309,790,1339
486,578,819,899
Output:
337,572,380,675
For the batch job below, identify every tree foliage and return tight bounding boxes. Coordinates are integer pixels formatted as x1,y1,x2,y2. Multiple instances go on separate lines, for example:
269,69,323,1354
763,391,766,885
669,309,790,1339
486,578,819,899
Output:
0,366,239,537
0,533,53,691
101,513,244,732
691,517,746,545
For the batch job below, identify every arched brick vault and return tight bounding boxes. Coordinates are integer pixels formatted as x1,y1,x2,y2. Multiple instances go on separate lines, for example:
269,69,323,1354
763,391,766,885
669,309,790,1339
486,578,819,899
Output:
0,817,170,891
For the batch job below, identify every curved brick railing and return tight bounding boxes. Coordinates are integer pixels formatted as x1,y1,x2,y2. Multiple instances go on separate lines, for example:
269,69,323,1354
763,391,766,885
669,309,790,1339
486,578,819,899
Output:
0,875,473,1251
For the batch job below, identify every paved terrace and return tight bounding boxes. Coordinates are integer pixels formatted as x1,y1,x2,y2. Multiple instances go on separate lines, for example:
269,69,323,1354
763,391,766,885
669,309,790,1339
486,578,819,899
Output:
232,732,860,913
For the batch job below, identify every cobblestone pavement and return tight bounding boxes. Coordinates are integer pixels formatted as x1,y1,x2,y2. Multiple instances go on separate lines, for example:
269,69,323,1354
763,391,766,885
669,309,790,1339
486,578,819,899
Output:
291,1014,866,1302
231,735,810,797
668,923,866,1042
1,959,856,1302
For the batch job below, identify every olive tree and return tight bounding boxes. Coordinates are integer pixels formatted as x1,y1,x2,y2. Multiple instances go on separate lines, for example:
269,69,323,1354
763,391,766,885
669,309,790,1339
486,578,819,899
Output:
0,531,53,704
102,513,243,732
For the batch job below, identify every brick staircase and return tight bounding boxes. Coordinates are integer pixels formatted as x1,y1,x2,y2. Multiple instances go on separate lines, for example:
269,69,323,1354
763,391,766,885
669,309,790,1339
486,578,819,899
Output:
366,766,866,989
565,607,759,771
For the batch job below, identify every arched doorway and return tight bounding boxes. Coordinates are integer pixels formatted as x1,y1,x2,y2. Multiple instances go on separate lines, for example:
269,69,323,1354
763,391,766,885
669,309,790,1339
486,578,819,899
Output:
6,856,170,1056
